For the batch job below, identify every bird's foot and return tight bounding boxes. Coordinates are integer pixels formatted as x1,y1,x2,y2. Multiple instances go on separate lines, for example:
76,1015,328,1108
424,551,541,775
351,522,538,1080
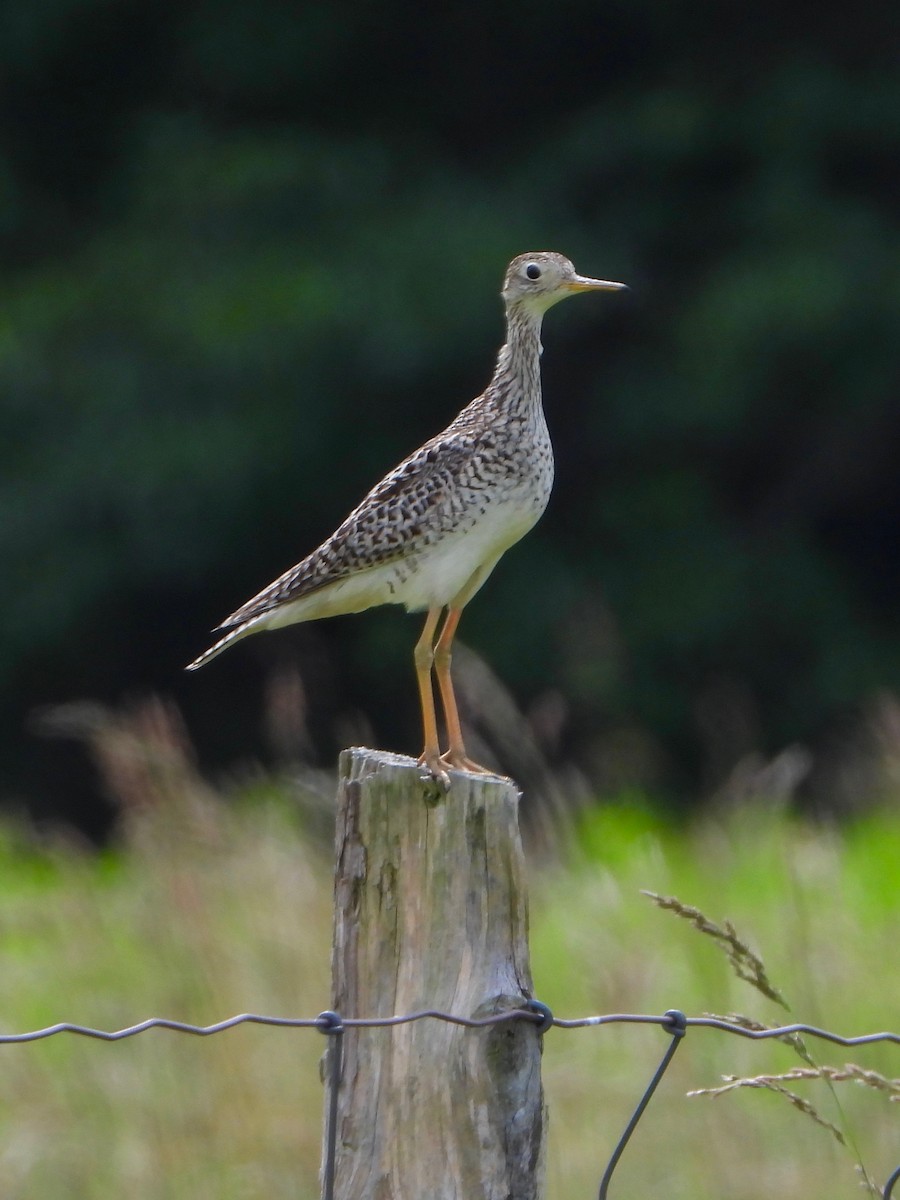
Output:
417,750,451,791
417,748,503,789
439,749,501,777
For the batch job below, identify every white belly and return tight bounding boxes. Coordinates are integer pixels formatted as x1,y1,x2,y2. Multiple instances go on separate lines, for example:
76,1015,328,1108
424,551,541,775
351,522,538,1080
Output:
397,498,542,611
264,495,544,629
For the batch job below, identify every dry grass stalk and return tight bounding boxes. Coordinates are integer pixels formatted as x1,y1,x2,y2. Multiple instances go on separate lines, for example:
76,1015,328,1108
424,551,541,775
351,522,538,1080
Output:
690,1075,846,1144
690,1065,897,1194
689,1063,899,1100
644,893,890,1192
855,1164,884,1198
642,890,788,1008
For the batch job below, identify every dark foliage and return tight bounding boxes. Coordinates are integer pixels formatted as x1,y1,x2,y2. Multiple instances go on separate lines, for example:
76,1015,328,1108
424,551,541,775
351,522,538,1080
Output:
2,0,898,821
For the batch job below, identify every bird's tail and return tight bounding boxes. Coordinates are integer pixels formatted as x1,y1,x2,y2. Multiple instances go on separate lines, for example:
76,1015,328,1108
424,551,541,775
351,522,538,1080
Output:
185,620,258,671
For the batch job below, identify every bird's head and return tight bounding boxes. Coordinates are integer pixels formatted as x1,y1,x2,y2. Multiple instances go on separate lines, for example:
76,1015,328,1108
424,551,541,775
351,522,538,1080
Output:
502,251,627,316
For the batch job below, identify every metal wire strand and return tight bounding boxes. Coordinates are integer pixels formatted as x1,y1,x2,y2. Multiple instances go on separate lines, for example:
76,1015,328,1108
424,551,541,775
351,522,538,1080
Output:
316,1011,343,1200
0,1009,895,1045
597,1010,687,1199
1,1004,895,1197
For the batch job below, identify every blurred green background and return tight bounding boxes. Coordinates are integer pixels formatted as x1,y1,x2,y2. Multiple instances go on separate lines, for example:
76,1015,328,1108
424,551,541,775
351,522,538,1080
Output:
2,0,899,831
1,733,897,1198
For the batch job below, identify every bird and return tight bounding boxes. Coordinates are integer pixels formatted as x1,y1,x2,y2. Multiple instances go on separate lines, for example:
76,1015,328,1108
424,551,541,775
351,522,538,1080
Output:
187,251,627,783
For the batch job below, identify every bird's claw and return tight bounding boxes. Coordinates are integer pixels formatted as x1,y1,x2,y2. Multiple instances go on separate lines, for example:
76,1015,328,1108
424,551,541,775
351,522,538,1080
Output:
440,751,499,776
417,748,503,792
417,752,451,792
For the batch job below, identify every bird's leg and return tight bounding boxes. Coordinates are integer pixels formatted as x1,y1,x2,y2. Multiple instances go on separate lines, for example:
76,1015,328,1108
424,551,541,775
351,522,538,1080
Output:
414,607,448,784
433,607,495,775
432,607,465,758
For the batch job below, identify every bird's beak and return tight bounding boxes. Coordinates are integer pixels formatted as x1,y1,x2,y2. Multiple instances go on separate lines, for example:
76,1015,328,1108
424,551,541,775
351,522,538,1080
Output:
565,275,629,293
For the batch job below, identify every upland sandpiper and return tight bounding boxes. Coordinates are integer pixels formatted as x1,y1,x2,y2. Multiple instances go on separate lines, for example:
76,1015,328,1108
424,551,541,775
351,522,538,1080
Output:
187,251,626,782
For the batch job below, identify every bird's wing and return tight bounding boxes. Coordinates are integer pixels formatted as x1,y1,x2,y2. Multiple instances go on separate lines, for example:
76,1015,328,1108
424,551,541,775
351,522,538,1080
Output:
215,430,479,630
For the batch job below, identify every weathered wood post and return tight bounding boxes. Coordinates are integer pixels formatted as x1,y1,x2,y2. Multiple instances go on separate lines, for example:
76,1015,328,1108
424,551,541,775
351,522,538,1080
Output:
322,747,546,1200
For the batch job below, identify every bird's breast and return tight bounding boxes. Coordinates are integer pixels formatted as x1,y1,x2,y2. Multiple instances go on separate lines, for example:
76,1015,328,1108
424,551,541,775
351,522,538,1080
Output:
393,460,554,613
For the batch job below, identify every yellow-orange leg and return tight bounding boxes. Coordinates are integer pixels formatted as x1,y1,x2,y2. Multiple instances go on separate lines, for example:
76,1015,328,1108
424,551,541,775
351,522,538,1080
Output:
433,606,495,775
414,607,447,783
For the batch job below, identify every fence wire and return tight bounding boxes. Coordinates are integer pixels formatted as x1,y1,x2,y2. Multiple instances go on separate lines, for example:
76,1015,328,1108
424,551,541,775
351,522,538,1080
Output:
2,1004,897,1198
1,1005,897,1045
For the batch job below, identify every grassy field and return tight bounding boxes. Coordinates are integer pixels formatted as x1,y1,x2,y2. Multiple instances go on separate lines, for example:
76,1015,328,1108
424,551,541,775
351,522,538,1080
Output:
1,738,897,1198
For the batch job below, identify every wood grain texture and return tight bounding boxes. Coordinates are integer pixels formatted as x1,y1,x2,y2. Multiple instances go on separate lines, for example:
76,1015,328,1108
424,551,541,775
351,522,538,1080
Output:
326,747,546,1200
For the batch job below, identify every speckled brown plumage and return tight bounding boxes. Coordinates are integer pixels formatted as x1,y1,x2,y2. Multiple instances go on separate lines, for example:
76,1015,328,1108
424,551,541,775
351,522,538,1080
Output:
187,251,627,781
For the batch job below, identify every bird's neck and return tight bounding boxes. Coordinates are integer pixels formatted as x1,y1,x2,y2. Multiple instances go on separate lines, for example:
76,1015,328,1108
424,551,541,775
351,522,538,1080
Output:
486,304,544,418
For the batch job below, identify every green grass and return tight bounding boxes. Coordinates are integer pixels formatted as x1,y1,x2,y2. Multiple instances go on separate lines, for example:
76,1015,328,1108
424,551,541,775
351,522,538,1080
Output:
534,801,899,1198
0,783,896,1198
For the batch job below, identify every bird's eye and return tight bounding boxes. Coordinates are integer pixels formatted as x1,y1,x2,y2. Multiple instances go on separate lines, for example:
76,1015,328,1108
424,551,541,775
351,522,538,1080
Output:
524,263,541,281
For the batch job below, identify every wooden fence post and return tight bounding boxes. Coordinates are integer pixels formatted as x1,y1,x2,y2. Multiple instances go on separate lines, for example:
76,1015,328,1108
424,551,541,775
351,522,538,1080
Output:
322,747,547,1200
